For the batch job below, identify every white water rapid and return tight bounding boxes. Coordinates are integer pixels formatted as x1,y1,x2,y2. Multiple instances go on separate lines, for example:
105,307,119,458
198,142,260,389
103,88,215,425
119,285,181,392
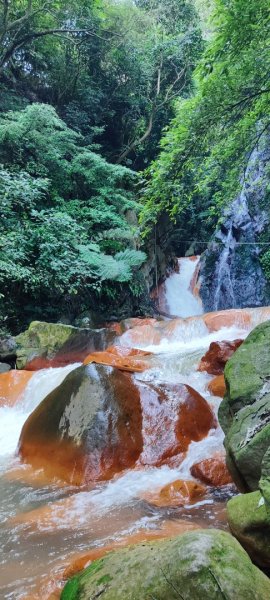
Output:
0,363,81,463
164,257,203,317
1,286,270,597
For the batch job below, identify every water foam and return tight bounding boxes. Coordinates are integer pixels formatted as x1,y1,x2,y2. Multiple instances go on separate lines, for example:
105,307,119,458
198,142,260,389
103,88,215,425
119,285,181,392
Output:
0,363,80,458
165,257,203,318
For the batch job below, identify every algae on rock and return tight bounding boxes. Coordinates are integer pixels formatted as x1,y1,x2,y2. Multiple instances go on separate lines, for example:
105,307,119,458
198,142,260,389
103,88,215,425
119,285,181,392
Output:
61,529,270,600
227,491,270,569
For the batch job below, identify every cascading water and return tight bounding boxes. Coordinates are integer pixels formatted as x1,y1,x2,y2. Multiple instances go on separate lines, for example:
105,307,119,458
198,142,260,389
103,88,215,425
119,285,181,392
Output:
0,363,81,464
164,257,203,317
213,224,236,311
1,303,270,597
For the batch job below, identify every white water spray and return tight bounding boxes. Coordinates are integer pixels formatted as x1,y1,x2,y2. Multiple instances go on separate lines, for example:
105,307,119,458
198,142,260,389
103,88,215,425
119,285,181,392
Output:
165,257,203,318
0,363,80,458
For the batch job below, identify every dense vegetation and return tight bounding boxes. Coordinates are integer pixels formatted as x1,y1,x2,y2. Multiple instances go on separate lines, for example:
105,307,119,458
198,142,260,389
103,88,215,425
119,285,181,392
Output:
1,0,269,332
141,0,270,246
0,0,202,332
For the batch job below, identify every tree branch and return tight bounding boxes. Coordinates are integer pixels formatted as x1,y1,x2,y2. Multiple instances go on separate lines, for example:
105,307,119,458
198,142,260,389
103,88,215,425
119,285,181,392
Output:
0,27,112,70
117,111,155,164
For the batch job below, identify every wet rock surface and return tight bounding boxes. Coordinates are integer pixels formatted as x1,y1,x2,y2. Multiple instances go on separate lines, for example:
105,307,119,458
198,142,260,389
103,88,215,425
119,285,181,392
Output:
18,370,216,484
228,490,270,569
83,345,153,372
142,479,206,507
207,374,226,397
200,140,270,312
15,321,117,370
219,320,270,567
138,382,217,467
19,364,143,484
61,529,270,600
190,457,233,487
198,339,243,375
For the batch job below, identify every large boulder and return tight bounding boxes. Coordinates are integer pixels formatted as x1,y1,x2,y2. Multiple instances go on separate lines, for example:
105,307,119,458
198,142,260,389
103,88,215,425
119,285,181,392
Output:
218,321,270,567
19,364,143,484
61,529,270,600
15,321,117,369
219,321,270,491
220,321,270,432
19,369,216,483
227,491,270,569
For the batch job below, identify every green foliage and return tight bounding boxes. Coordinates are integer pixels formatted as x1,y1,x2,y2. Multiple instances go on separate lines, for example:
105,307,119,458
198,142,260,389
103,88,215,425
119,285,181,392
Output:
0,0,202,168
261,252,270,282
0,105,146,331
141,0,270,241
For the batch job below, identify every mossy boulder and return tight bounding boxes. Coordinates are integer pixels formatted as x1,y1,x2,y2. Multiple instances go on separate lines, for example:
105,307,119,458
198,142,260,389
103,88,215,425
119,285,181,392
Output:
218,320,270,492
219,320,270,434
228,491,270,568
15,321,116,369
61,529,270,600
225,395,270,490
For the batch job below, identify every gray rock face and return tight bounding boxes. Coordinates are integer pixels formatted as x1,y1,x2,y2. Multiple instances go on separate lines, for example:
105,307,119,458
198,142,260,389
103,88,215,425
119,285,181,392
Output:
200,138,270,311
0,362,11,373
0,335,17,361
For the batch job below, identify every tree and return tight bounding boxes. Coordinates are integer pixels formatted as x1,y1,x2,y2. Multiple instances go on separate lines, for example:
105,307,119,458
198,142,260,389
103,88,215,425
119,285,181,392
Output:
141,0,270,235
0,0,111,75
0,104,146,331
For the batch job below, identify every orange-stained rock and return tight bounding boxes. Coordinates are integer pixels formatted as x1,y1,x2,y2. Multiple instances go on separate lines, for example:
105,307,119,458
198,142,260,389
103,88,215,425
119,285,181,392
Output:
105,322,122,335
83,345,152,372
18,366,216,485
208,374,226,397
119,323,162,347
203,310,251,332
138,382,217,467
121,317,158,331
0,370,33,407
19,364,143,485
198,339,243,375
190,456,233,486
142,479,206,507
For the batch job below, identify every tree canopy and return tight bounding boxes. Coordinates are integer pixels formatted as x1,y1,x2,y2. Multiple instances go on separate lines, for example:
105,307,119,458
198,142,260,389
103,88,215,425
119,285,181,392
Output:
141,0,270,239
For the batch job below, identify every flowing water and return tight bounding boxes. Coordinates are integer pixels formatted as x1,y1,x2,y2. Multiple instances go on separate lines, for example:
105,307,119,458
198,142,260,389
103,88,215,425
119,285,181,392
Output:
164,257,203,317
1,266,270,598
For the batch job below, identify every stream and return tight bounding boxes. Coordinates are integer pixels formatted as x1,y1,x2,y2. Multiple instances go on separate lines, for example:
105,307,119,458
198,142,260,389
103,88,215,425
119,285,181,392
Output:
1,257,269,599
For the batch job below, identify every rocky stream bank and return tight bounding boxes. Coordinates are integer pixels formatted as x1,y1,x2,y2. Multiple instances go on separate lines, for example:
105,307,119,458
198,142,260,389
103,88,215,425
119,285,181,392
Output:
1,306,270,598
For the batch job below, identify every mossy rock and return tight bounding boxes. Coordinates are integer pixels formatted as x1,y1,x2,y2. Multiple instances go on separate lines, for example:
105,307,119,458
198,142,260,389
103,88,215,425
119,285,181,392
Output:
219,320,270,433
15,321,115,369
259,445,270,507
225,394,270,490
61,529,270,600
228,490,270,568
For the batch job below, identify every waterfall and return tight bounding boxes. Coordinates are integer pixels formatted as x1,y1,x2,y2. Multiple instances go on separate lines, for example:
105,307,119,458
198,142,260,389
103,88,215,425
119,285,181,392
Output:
164,257,203,318
213,225,236,311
